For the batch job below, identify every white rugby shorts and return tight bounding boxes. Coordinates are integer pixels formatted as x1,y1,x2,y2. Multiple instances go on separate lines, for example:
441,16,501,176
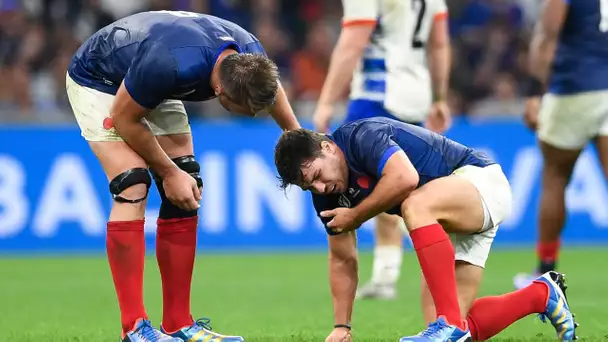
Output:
538,90,608,149
66,73,191,142
449,164,513,268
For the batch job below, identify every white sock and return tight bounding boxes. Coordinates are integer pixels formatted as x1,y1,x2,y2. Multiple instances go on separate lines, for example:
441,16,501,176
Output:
371,245,403,286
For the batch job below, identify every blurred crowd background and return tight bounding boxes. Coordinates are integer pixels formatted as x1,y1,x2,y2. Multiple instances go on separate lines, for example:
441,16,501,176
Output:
0,0,542,123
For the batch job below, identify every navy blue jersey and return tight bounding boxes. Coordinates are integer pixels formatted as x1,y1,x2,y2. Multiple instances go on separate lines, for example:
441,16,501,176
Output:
312,117,494,234
550,0,608,94
68,11,265,109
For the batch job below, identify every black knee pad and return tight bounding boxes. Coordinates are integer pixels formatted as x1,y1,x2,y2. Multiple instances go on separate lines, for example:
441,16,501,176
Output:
109,168,152,203
151,155,203,219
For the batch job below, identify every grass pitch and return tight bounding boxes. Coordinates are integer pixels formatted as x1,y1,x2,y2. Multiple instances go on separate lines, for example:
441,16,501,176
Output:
1,248,606,341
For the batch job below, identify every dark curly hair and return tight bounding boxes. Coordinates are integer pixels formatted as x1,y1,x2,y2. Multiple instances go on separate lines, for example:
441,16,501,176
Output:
274,129,331,189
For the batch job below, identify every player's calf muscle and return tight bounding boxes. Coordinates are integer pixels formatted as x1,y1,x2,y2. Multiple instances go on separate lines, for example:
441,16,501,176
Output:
114,183,149,200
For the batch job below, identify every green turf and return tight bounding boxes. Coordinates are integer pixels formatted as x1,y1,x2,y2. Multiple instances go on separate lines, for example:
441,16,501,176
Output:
0,248,605,341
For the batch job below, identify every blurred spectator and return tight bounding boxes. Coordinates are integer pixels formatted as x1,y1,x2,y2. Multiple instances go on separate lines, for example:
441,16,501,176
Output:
452,0,523,36
0,9,43,118
73,0,115,42
0,0,534,123
251,16,291,75
290,21,335,101
469,73,525,118
447,89,465,117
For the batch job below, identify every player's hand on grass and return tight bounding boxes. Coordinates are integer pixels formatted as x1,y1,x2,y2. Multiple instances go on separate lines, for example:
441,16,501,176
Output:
313,103,334,133
325,327,352,342
162,168,201,211
426,101,452,134
321,208,361,233
523,96,541,131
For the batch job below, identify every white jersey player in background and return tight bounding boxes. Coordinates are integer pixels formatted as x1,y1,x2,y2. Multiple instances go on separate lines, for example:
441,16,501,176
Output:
313,0,452,300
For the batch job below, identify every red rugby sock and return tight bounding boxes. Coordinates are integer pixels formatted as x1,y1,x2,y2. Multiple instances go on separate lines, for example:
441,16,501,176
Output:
537,240,560,265
157,216,198,332
467,281,549,340
106,220,148,334
410,223,464,330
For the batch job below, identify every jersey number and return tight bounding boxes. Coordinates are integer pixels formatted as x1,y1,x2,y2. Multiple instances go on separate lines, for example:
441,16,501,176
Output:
158,10,200,18
411,0,427,49
600,0,608,32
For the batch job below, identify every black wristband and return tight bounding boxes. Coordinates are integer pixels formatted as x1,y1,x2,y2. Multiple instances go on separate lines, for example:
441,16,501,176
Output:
524,76,545,97
334,324,351,330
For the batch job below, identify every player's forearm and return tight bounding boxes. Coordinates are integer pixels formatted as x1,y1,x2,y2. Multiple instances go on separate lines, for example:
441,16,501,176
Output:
328,233,358,325
529,31,558,84
352,175,415,225
317,41,363,108
428,43,451,102
330,256,357,325
112,117,177,177
268,83,300,130
528,0,566,86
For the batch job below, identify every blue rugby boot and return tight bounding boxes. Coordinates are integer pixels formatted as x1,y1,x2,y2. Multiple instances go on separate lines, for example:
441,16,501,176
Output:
399,316,472,342
535,271,579,341
122,319,182,342
163,317,244,342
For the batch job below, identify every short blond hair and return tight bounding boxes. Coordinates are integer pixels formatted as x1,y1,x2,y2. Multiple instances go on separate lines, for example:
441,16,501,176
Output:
219,53,279,113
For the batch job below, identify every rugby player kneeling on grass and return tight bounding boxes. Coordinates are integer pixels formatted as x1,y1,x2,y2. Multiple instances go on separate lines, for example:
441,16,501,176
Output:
273,117,578,342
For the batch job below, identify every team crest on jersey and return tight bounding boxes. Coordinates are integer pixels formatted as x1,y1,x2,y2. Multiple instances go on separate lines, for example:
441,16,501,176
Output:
357,176,370,189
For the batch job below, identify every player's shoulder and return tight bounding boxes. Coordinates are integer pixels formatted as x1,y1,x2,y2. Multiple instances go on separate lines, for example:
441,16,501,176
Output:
559,0,602,33
335,117,395,136
331,120,364,147
563,0,598,17
190,13,260,47
332,118,398,153
143,11,257,49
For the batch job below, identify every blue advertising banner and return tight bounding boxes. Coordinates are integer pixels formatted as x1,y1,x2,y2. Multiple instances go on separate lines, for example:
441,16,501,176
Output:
0,119,606,253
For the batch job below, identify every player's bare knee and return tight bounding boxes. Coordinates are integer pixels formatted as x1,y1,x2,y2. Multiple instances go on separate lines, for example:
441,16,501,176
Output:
400,192,434,231
152,155,203,219
540,142,580,181
109,167,152,205
542,165,575,191
115,183,149,201
544,158,576,178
